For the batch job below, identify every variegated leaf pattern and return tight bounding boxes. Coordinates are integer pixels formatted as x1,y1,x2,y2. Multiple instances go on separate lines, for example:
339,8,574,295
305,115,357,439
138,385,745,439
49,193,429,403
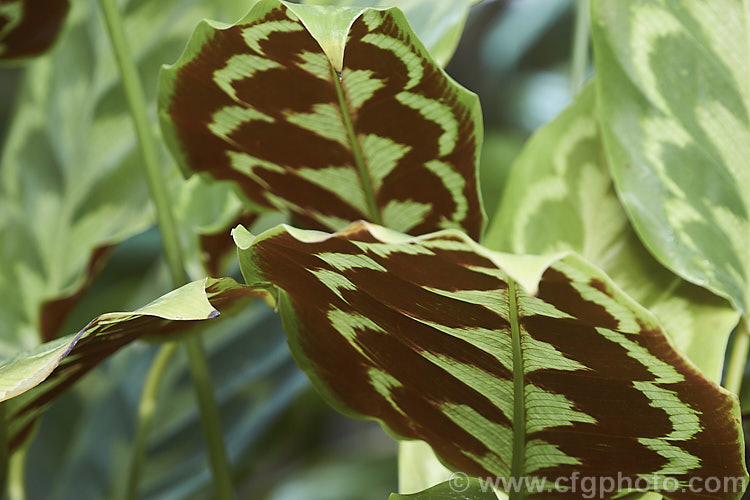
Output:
234,221,746,499
485,84,740,383
1,277,264,451
591,0,750,315
159,0,484,239
0,0,69,61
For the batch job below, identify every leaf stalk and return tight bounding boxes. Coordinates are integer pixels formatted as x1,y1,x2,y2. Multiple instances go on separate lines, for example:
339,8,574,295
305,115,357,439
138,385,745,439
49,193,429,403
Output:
725,317,749,395
570,0,590,95
124,343,178,500
97,0,234,497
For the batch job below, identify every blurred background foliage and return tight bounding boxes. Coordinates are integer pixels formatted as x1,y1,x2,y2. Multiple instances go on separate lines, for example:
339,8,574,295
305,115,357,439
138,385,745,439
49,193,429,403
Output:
0,0,587,498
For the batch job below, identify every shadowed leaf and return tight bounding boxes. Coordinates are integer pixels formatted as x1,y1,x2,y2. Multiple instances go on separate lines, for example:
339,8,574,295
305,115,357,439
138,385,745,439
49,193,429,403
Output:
159,0,484,239
0,277,264,452
0,0,69,61
235,221,746,499
485,84,740,382
591,0,750,315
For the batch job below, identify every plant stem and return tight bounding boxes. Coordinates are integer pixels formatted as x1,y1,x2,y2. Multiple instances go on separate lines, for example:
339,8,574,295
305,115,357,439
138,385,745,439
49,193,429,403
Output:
98,1,234,497
570,0,590,95
725,318,750,395
6,443,27,500
184,337,235,500
125,343,178,500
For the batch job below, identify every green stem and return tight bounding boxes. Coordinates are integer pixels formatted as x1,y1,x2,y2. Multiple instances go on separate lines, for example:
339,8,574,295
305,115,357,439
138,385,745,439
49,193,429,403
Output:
98,0,185,286
725,318,750,395
570,0,590,95
124,343,178,500
98,1,234,498
184,336,235,500
7,443,27,500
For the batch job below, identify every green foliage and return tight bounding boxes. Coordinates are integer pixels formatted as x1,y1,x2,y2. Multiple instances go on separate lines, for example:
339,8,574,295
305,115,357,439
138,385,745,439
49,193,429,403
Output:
591,0,750,315
485,85,740,382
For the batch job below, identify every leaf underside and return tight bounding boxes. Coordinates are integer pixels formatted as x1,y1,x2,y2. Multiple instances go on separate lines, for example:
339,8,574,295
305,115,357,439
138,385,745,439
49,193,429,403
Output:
236,221,746,499
1,277,263,451
159,0,484,239
0,0,69,61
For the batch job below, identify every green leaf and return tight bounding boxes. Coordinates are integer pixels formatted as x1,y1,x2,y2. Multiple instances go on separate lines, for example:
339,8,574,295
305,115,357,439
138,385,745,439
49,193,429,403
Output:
591,0,750,315
0,0,250,352
235,221,747,499
484,84,740,382
1,277,263,452
298,0,481,67
0,0,69,62
159,0,484,240
399,441,453,495
389,477,497,500
174,176,262,277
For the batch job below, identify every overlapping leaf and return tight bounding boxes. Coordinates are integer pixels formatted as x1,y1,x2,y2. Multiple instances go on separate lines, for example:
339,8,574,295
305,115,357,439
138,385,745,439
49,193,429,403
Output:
591,0,750,315
299,0,482,67
159,0,484,239
485,85,740,382
0,0,250,352
0,277,263,452
0,0,69,61
234,221,746,499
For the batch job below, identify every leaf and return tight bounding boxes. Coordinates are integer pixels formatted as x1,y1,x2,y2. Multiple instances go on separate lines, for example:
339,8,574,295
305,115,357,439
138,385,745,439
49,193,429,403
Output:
1,277,263,452
159,0,484,239
591,0,750,315
298,0,481,67
0,0,69,61
484,84,740,382
399,441,454,495
389,477,497,500
234,221,746,499
174,176,261,278
0,0,250,352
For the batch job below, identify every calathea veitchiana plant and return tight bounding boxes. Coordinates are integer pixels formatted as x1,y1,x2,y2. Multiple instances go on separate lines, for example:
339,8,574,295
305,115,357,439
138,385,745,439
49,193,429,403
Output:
0,0,748,498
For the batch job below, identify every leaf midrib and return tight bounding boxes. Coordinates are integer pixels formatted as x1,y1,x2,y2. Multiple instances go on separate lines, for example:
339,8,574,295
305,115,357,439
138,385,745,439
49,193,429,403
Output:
330,64,382,225
508,278,526,499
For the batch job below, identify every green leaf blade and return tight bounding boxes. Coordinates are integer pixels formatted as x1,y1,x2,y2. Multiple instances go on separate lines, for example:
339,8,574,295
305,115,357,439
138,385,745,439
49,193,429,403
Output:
236,221,747,498
591,0,750,315
159,0,484,239
1,277,264,451
485,84,740,383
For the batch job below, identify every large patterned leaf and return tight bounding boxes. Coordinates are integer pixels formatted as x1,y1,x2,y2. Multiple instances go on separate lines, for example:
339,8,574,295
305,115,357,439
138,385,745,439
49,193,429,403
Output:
484,85,740,382
234,221,746,499
0,0,69,61
0,277,262,452
159,0,484,239
591,0,750,315
0,0,249,352
299,0,481,67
